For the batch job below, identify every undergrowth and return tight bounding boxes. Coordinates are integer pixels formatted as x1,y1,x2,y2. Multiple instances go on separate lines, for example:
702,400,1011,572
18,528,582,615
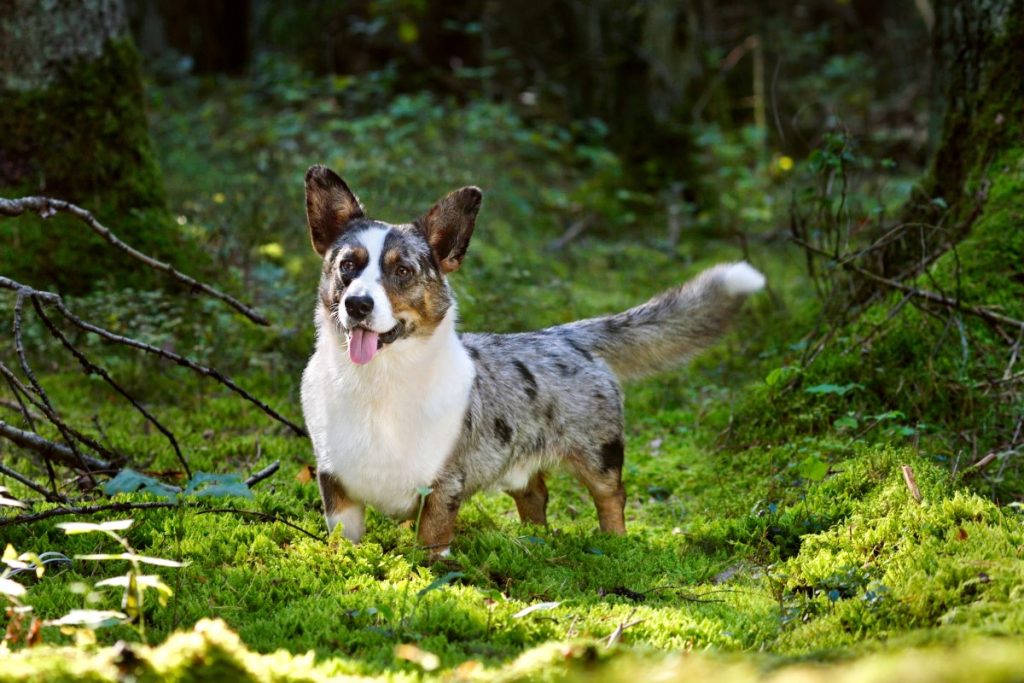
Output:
1,60,1023,681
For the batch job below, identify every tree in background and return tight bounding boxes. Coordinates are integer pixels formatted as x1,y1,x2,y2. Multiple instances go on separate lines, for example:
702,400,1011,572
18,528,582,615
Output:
0,0,186,292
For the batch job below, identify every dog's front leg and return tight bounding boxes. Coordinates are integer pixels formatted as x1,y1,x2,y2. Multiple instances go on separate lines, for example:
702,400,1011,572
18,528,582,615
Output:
418,483,462,559
318,470,365,542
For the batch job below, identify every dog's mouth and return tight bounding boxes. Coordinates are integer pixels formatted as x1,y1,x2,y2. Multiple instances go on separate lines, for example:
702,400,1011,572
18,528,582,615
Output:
346,322,404,365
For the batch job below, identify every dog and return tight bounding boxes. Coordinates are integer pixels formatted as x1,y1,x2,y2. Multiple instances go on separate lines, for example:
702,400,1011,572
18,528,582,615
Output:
300,165,765,557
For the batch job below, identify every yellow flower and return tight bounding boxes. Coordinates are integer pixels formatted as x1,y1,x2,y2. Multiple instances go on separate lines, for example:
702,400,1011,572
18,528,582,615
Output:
212,192,227,204
258,242,284,259
777,156,794,172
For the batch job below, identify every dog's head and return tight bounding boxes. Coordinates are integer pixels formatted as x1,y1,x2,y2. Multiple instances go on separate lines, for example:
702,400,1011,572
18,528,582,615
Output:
304,165,482,365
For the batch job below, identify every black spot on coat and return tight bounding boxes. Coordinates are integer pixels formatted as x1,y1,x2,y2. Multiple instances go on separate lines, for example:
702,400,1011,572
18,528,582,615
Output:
599,438,625,472
513,359,538,400
494,418,513,445
566,338,594,362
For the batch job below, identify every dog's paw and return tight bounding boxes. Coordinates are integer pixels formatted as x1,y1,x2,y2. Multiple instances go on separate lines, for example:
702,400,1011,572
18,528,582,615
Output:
721,262,766,296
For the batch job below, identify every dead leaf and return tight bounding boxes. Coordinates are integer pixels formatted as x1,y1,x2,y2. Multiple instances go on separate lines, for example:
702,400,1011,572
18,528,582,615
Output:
295,464,315,484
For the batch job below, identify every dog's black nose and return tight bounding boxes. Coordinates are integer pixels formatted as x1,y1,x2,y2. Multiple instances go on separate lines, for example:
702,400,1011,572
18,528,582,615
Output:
345,296,374,320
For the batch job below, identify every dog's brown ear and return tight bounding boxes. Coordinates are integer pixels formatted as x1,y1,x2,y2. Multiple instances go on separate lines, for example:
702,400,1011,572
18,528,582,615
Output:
420,186,482,274
305,165,364,255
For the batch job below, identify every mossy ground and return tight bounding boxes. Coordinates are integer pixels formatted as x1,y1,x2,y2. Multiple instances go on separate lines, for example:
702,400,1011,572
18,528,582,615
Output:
1,69,1022,680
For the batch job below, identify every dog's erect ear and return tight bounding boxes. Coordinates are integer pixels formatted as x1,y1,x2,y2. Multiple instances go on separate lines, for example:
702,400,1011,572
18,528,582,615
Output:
419,186,482,274
305,165,364,256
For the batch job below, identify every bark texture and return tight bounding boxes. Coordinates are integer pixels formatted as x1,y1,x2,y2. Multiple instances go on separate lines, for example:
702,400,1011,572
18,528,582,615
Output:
0,0,178,292
875,0,1024,277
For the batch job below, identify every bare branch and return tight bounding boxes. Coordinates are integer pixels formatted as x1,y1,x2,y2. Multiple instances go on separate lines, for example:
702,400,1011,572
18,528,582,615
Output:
792,237,1024,333
31,299,192,479
0,196,269,325
0,461,66,502
244,460,280,487
0,277,306,437
0,499,326,543
0,361,115,470
0,417,109,471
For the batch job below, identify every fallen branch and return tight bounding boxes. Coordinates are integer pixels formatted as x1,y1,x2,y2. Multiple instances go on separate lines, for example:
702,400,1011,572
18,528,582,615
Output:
32,299,192,479
606,608,643,648
0,276,306,437
244,460,280,487
0,417,109,471
0,493,325,543
0,462,66,502
901,464,922,504
792,237,1024,333
0,196,268,325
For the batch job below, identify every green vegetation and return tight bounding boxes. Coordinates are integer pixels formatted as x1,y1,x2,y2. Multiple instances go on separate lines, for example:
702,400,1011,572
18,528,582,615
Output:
1,57,1022,682
0,37,193,293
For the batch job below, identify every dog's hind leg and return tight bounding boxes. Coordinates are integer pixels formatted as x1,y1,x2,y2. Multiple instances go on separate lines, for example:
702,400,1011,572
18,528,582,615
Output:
507,471,549,526
567,441,626,534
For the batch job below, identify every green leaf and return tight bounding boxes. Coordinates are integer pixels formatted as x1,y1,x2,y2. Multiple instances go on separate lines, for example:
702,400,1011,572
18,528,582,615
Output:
833,415,859,431
103,469,180,500
805,383,862,396
798,455,830,482
765,365,800,388
184,472,253,500
417,571,464,597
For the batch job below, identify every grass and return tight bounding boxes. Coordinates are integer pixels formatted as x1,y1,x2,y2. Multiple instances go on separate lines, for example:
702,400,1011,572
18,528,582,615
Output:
1,65,1023,680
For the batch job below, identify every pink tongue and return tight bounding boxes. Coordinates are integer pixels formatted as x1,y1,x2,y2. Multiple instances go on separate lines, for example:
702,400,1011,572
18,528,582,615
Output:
348,327,380,365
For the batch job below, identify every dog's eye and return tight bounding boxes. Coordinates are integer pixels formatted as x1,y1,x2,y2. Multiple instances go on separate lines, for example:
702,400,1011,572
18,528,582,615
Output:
339,259,355,273
395,265,412,278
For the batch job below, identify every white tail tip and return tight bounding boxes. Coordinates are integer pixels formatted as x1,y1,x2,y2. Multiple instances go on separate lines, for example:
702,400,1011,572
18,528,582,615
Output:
721,262,766,296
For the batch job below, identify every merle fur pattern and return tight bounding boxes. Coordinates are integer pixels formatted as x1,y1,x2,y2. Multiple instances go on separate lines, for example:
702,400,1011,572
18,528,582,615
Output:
300,165,765,556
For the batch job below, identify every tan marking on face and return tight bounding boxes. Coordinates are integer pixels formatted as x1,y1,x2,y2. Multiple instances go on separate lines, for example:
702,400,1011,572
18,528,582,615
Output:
381,246,451,337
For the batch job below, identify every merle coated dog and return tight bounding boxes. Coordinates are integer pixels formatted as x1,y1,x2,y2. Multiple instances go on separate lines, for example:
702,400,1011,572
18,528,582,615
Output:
300,165,765,557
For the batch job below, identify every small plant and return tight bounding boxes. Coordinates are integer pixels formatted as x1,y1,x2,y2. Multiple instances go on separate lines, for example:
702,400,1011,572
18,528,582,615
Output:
52,519,184,642
1,542,45,649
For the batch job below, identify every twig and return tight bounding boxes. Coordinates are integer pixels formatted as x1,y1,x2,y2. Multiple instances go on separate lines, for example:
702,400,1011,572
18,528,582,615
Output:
0,462,66,502
13,295,102,481
196,508,325,543
0,417,108,471
0,362,114,470
605,607,643,648
547,214,596,251
244,460,280,487
965,452,999,474
0,499,326,543
0,276,306,437
0,500,176,526
901,465,922,504
0,196,268,325
792,237,1024,333
0,397,41,424
32,299,192,479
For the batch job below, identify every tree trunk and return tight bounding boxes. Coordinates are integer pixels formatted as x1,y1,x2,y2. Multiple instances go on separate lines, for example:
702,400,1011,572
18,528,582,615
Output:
873,0,1024,278
0,0,177,293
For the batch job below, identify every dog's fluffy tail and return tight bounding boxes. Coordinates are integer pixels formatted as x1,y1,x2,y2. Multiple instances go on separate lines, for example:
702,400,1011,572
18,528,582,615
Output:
560,262,765,381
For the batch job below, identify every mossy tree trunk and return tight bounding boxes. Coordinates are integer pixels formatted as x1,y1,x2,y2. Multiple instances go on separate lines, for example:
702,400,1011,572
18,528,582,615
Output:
0,0,180,293
873,0,1024,278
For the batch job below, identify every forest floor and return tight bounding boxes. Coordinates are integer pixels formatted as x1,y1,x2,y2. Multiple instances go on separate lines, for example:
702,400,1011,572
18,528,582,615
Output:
2,70,1022,681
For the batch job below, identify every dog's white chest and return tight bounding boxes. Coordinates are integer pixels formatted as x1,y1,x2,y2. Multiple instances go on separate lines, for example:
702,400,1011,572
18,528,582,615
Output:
301,321,474,519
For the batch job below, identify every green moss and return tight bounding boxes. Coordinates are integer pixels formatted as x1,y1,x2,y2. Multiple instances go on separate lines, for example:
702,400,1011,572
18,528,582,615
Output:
0,37,202,292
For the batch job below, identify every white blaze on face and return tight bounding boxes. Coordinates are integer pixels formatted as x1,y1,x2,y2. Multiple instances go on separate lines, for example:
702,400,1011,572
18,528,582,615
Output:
342,226,399,365
343,226,398,333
